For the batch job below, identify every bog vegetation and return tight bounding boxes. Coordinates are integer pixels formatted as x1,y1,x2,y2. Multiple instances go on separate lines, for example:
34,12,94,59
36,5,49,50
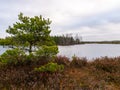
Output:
0,13,120,90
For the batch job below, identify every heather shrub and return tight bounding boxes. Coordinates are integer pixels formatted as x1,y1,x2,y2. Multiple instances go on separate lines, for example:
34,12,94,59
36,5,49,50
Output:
54,56,70,66
90,57,120,85
104,73,120,84
92,57,119,73
70,56,87,68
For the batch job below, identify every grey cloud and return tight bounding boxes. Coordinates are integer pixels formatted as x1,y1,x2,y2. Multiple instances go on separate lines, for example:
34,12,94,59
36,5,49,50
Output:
59,8,120,30
1,0,120,41
83,33,120,41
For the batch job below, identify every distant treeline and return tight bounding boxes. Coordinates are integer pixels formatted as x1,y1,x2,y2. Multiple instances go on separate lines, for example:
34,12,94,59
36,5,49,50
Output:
1,35,120,46
52,34,82,45
0,34,82,46
82,41,120,44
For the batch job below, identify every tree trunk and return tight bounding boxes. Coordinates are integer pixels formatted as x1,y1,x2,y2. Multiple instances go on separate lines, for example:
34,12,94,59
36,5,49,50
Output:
29,44,32,54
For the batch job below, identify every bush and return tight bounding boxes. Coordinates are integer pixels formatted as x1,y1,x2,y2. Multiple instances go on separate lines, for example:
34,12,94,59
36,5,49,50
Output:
70,56,87,68
0,48,25,65
92,57,119,73
34,62,64,73
54,56,70,66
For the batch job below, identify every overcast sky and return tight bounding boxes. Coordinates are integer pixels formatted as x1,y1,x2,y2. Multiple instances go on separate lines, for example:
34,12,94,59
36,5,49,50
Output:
1,0,120,41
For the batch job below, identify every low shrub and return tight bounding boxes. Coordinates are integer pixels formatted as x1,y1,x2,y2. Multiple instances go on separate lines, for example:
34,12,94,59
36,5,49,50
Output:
70,56,87,68
54,56,70,66
92,57,120,73
34,62,64,73
90,57,120,85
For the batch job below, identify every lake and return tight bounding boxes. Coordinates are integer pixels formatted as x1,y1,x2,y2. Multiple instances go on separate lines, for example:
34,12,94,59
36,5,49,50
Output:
58,44,120,60
0,44,120,60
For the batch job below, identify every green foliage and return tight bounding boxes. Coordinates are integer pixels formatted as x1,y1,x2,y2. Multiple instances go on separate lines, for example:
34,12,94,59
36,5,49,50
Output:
0,48,25,65
36,45,58,58
34,62,64,73
0,38,5,45
3,12,59,63
6,12,56,54
0,37,14,46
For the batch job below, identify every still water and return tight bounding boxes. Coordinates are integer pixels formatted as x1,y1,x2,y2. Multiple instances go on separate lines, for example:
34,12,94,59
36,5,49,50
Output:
0,44,120,60
58,44,120,60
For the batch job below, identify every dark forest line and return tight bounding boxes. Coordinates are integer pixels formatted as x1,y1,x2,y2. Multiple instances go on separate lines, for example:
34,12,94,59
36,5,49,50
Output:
52,34,82,45
1,36,120,46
